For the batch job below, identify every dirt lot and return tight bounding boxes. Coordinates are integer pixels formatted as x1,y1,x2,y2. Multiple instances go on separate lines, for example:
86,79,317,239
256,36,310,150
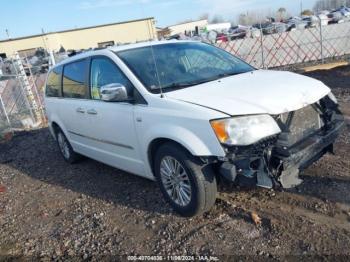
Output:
0,66,350,260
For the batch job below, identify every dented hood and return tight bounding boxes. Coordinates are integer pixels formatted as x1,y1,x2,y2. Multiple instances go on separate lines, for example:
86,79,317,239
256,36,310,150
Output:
166,70,330,116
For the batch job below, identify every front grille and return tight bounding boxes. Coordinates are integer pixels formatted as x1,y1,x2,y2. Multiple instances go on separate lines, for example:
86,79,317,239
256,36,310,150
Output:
280,105,322,145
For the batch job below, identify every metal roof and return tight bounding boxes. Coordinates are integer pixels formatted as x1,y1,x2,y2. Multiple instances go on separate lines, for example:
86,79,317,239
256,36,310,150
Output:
0,17,155,43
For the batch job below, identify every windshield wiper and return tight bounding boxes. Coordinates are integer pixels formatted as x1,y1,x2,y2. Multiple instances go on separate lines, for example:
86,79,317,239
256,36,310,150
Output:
157,71,250,91
161,82,198,90
215,72,243,79
194,71,248,85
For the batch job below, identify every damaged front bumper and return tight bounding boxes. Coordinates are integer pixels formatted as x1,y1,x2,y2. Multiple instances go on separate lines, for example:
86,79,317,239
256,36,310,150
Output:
274,117,344,188
218,97,345,189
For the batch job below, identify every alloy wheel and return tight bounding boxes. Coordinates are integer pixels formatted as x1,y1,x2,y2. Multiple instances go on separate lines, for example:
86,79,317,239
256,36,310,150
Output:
160,156,192,206
57,133,70,159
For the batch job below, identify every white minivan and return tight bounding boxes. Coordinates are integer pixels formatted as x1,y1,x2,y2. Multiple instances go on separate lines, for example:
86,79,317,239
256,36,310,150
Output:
45,41,344,217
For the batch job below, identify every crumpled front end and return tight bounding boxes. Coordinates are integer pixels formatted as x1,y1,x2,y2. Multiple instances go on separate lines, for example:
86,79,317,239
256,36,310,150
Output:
218,95,345,189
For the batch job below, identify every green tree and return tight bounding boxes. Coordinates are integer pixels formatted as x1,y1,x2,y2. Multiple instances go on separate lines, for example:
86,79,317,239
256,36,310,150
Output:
277,7,287,21
301,9,314,16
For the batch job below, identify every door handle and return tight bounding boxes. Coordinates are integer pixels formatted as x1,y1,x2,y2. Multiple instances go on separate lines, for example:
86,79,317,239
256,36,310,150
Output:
87,109,98,115
76,107,85,113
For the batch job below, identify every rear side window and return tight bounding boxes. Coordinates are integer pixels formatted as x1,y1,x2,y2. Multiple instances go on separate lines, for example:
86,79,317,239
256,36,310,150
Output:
46,66,62,97
62,60,88,98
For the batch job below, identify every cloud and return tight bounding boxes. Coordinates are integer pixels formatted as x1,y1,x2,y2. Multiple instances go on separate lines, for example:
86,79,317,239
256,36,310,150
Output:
197,0,272,14
78,0,179,10
78,0,150,10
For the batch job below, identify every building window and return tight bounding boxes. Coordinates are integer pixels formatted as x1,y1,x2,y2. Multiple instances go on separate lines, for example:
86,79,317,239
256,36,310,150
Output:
98,41,115,48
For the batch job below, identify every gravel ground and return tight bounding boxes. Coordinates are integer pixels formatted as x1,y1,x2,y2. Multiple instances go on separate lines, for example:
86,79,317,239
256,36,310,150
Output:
0,66,350,260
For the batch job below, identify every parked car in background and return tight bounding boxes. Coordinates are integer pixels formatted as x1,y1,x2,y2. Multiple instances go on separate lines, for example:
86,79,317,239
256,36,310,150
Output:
216,32,229,43
228,27,247,40
253,22,288,35
317,13,330,26
252,23,275,35
273,22,288,33
45,40,344,217
159,5,350,43
286,17,308,31
328,11,345,24
302,16,320,28
248,27,262,38
338,6,350,17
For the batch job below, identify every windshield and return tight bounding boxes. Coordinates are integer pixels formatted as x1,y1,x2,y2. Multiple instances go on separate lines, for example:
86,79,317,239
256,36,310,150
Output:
116,42,254,93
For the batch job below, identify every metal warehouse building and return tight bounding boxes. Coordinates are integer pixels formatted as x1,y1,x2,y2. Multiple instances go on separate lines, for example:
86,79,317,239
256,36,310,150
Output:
0,17,157,58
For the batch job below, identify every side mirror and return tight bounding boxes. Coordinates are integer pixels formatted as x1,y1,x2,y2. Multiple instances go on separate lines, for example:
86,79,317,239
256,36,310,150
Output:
100,83,128,102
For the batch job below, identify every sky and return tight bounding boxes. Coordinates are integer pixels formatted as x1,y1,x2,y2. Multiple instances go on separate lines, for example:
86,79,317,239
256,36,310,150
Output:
0,0,318,40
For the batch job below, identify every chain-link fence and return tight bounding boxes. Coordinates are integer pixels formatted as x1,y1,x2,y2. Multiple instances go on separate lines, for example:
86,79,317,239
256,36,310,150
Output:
216,21,350,68
0,56,47,136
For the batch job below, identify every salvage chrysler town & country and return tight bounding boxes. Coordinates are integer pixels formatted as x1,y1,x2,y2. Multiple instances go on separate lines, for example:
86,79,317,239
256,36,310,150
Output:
44,41,344,216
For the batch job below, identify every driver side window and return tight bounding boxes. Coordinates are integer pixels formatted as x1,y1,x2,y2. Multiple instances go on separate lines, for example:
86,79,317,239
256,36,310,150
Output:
90,57,134,100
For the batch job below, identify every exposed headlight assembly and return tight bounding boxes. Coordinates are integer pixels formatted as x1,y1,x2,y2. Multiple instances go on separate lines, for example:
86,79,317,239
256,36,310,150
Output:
211,115,281,146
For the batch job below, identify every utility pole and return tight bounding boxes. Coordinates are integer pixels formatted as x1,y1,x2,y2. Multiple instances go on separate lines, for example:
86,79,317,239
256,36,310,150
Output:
5,29,10,39
41,28,49,51
300,0,303,15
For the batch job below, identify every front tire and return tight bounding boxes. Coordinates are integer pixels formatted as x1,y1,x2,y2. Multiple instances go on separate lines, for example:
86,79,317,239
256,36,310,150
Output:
56,129,80,164
154,143,217,217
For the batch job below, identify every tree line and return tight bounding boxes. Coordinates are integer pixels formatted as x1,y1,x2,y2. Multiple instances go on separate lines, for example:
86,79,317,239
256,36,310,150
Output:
313,0,350,11
188,0,350,27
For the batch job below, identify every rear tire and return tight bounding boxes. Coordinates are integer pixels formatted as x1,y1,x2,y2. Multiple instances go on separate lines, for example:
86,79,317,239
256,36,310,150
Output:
55,129,80,164
154,142,217,217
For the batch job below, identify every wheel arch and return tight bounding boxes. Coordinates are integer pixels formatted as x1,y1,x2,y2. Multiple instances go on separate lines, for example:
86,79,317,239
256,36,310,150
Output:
49,120,69,141
144,124,225,177
147,138,193,175
51,121,60,136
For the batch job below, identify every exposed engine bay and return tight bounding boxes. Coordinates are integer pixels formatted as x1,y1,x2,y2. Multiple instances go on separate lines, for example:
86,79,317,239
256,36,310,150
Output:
218,95,345,189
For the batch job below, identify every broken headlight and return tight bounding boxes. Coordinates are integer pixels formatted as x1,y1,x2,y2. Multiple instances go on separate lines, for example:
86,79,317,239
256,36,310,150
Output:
211,115,281,146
